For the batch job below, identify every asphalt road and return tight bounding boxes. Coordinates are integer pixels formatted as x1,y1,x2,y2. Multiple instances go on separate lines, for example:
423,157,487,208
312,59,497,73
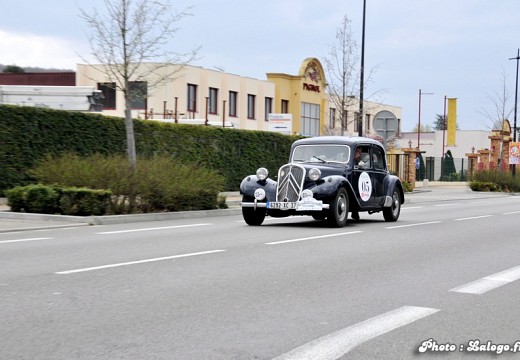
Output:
1,188,520,359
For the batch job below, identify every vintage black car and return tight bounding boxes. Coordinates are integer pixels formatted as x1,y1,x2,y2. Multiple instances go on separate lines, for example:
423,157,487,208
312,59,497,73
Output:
240,136,404,227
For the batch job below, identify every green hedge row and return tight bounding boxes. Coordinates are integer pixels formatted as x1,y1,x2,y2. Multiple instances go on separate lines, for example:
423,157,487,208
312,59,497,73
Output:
0,105,300,195
27,153,227,214
469,170,520,192
6,184,112,216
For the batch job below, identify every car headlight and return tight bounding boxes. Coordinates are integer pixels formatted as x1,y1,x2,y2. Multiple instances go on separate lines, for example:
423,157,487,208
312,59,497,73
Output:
256,167,268,181
308,168,321,181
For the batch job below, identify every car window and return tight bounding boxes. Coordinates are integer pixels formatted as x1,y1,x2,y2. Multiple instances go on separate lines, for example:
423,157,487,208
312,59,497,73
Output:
372,146,386,170
354,145,371,168
291,145,350,163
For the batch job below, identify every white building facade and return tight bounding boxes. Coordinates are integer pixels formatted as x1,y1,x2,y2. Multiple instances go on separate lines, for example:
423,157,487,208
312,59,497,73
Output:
76,63,276,131
76,59,402,137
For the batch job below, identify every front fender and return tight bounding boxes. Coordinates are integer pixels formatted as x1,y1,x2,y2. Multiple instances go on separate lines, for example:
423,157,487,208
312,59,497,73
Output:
239,175,277,202
312,175,356,203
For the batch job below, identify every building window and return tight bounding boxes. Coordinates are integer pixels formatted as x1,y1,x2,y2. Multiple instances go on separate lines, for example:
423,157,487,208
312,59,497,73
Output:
229,91,238,117
281,99,289,113
209,87,218,114
264,97,273,121
329,108,336,129
129,81,147,109
300,102,320,136
354,111,359,132
247,94,256,119
187,84,197,113
365,113,371,131
98,82,116,110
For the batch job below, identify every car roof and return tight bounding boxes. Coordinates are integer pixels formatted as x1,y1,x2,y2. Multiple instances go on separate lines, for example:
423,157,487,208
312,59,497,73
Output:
291,136,383,148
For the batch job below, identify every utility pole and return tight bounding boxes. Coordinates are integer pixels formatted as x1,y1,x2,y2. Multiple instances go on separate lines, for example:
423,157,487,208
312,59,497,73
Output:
358,0,366,137
509,49,519,176
417,89,433,149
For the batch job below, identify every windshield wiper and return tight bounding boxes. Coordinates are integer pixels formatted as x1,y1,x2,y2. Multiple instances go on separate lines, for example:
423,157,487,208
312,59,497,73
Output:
311,156,326,163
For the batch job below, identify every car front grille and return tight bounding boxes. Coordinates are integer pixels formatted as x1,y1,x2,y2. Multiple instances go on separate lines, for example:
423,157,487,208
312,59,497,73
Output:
276,163,305,202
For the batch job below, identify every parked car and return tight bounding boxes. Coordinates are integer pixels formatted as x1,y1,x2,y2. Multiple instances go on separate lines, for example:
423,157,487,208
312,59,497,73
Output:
240,136,404,227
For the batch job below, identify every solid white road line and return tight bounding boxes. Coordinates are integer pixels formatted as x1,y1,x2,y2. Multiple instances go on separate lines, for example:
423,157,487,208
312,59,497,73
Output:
272,306,439,360
434,203,459,207
386,221,442,229
0,237,51,244
265,231,362,245
454,215,493,221
55,249,226,274
96,223,212,234
450,265,520,295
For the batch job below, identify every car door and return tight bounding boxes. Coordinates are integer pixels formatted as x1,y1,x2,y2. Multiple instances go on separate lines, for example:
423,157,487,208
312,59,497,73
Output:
370,144,388,206
352,144,374,209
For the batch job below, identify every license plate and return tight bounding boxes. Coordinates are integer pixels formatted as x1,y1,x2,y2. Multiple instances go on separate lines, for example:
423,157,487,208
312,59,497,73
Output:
296,199,324,211
267,202,297,210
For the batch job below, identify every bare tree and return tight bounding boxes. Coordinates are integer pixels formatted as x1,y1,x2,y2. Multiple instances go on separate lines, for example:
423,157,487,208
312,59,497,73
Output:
80,0,198,169
323,14,382,136
323,15,358,135
479,68,513,131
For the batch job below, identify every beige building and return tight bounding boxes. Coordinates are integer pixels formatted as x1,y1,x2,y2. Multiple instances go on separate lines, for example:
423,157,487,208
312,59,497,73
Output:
76,58,401,137
76,63,276,131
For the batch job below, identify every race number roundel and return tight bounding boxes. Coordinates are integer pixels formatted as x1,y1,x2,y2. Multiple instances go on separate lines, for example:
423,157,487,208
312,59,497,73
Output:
358,172,372,202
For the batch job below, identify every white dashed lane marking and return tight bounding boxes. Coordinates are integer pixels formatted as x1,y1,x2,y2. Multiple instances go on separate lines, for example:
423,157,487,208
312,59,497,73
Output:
0,237,52,244
55,250,226,274
265,231,362,245
272,306,439,360
96,223,212,234
450,265,520,295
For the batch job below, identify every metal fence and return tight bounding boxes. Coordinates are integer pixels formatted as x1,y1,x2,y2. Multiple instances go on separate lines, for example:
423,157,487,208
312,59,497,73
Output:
420,156,469,181
387,155,469,182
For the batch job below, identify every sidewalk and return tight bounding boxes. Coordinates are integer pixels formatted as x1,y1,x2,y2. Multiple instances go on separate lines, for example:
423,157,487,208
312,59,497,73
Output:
0,184,516,233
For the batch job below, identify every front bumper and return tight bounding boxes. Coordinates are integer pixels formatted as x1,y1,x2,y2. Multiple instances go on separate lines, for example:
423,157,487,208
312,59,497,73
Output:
241,198,330,211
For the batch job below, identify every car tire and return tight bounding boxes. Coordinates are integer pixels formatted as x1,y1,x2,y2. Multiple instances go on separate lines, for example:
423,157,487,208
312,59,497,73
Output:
383,188,401,222
327,188,348,227
241,195,266,226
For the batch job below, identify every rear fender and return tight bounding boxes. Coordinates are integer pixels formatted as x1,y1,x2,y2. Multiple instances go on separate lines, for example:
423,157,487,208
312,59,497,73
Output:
383,175,405,205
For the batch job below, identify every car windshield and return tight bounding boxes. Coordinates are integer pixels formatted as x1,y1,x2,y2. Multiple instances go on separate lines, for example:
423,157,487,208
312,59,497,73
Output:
291,144,351,164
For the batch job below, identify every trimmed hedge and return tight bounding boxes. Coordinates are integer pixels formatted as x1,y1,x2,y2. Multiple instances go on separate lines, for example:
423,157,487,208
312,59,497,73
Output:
0,104,300,195
27,154,226,214
6,184,112,215
469,170,520,192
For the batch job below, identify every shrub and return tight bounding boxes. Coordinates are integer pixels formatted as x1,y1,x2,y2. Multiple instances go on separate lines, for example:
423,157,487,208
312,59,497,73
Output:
402,182,414,193
469,170,520,192
5,186,28,212
6,184,111,215
59,188,112,216
28,153,225,213
23,184,60,214
468,181,498,192
133,156,225,212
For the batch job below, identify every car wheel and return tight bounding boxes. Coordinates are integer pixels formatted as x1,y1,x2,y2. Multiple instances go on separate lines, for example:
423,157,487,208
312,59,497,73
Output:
327,188,348,227
241,195,266,226
383,188,401,222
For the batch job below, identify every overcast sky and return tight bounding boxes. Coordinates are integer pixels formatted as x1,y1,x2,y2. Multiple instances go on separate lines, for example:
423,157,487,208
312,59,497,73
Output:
1,0,519,132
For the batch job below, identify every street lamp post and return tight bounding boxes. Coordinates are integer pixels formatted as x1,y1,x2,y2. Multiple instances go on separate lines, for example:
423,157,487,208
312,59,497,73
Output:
358,0,366,137
510,49,519,176
417,89,433,149
441,95,447,178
